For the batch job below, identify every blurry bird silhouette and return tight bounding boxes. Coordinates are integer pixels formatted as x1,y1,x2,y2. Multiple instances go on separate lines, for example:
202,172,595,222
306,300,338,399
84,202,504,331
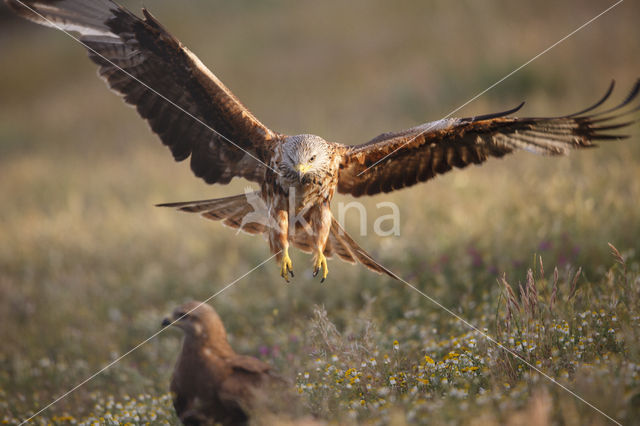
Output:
162,301,280,426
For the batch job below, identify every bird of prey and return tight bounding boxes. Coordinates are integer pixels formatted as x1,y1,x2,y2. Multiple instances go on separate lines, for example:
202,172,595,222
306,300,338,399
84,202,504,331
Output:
7,0,639,282
162,301,281,426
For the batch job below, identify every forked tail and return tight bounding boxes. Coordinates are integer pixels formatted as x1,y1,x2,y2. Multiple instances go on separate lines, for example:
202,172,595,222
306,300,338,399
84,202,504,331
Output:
156,191,268,235
158,194,400,280
325,218,400,280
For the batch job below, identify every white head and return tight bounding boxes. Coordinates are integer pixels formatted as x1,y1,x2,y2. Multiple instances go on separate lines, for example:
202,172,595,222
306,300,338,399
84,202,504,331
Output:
280,134,333,184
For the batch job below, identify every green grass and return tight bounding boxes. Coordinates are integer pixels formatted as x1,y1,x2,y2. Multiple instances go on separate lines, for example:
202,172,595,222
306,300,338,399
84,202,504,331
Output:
1,0,639,424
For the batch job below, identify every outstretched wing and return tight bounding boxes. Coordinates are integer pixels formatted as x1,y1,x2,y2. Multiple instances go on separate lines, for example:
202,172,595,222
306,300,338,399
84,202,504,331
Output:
338,81,640,197
7,0,279,185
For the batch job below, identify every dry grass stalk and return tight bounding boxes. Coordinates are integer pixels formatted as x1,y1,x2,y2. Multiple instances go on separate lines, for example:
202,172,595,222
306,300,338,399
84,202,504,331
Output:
500,273,521,331
550,267,559,311
567,267,582,301
519,283,527,312
525,268,538,315
309,305,342,355
607,242,625,266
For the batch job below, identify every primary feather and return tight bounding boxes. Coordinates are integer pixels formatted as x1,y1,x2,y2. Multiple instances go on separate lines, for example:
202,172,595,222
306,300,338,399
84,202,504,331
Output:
338,80,640,196
6,0,277,185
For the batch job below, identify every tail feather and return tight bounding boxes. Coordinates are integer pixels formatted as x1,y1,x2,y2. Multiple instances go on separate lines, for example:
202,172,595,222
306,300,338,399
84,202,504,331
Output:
157,193,248,213
329,219,400,280
159,195,400,280
157,192,268,235
290,222,356,263
325,225,356,264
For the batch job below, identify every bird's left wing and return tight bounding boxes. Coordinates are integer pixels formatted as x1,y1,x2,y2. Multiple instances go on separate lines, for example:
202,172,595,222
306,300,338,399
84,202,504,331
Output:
6,0,279,185
338,81,639,197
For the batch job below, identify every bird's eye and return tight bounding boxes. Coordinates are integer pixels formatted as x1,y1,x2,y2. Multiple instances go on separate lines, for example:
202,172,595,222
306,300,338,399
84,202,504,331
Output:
310,155,316,162
176,312,189,320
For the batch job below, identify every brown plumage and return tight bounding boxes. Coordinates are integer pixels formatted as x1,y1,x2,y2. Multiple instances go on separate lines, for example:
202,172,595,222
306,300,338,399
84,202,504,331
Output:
162,301,278,426
7,0,640,282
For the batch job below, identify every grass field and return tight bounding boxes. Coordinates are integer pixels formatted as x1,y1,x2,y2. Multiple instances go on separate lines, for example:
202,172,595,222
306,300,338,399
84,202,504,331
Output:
1,0,640,424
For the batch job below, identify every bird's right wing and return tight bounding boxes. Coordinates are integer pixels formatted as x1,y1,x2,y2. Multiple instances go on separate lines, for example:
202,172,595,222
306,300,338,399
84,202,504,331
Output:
7,0,280,184
218,355,273,412
228,355,272,376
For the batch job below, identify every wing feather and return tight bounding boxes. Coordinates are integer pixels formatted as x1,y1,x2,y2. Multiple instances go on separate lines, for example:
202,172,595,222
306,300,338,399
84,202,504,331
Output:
7,0,280,185
338,80,640,197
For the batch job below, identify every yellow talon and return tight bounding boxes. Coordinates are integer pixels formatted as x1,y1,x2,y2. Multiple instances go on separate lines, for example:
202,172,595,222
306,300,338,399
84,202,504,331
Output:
280,249,294,282
313,251,329,283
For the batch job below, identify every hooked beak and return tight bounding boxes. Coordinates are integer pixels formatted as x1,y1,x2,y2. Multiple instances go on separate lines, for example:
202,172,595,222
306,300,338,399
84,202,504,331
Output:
295,163,311,181
161,317,172,328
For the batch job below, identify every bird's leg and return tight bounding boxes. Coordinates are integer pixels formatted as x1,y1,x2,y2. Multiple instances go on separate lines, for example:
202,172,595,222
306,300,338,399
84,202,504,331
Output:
312,250,328,283
311,202,332,283
272,209,294,282
281,247,294,281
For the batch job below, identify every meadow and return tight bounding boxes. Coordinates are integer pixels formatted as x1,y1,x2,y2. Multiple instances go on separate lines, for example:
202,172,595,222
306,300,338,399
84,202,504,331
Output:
1,0,639,424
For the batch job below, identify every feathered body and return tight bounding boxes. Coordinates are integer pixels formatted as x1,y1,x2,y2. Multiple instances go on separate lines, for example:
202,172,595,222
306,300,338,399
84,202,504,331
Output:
7,0,639,281
163,302,278,425
265,135,344,280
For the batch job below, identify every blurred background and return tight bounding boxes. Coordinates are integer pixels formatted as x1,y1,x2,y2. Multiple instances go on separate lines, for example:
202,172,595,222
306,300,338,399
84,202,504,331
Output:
1,0,639,423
